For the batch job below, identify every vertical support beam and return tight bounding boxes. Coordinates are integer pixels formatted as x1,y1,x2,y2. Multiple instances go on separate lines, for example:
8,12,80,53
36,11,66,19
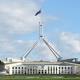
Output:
39,22,43,39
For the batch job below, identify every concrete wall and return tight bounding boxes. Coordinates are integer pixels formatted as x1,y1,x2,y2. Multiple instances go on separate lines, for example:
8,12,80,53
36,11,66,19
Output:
5,64,77,75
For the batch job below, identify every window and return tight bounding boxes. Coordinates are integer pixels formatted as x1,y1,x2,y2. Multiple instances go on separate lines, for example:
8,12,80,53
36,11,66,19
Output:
30,69,32,74
18,70,20,74
71,67,73,74
45,70,47,74
59,70,60,74
15,70,17,74
12,70,14,74
59,67,60,69
28,69,29,74
22,70,23,74
62,67,63,74
33,69,34,74
18,67,20,69
53,67,55,74
15,67,17,69
36,70,37,74
68,67,70,69
48,67,49,74
56,67,57,74
51,67,52,74
38,70,40,74
12,67,14,69
22,67,23,69
68,71,70,74
42,70,43,74
25,71,26,75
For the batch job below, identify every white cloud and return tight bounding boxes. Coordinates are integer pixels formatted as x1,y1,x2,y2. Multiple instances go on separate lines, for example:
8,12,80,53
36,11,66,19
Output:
0,0,59,61
0,0,40,55
60,32,80,53
0,0,40,34
0,38,15,53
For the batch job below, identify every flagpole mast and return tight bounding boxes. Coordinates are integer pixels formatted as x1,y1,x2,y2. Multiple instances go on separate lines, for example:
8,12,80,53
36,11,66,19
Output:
39,21,43,39
35,10,43,39
22,9,62,61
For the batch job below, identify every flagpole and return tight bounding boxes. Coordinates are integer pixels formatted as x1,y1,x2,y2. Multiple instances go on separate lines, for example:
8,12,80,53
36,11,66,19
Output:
39,21,43,39
35,10,43,40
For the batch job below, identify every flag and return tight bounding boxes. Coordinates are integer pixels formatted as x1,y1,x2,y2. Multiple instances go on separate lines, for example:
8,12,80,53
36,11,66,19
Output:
35,10,41,16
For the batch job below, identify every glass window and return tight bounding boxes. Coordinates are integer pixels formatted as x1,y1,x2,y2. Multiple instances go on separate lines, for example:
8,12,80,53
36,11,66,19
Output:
18,67,20,69
22,70,23,74
68,72,70,74
45,70,47,74
15,70,17,74
18,70,20,74
56,67,57,70
22,67,23,69
51,67,52,74
56,67,57,74
38,70,40,74
48,67,49,74
68,67,70,69
28,69,29,74
15,67,17,69
42,70,43,74
71,67,73,74
12,70,14,74
53,67,55,74
25,71,26,75
12,67,14,69
33,69,34,74
59,70,60,74
30,69,32,74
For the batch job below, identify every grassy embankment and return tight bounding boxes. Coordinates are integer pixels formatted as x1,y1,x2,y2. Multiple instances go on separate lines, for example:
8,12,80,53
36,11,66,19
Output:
0,75,80,80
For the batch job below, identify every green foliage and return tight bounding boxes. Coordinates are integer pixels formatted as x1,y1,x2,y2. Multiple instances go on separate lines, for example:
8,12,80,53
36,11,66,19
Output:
0,60,5,71
0,60,4,65
0,75,80,80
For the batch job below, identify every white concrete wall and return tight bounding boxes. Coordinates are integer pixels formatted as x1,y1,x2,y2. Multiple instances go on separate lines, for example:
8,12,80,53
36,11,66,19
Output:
5,64,77,75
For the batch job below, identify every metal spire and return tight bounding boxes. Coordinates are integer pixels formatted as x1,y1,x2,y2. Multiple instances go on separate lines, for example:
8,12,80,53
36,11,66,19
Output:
39,21,43,39
22,9,62,61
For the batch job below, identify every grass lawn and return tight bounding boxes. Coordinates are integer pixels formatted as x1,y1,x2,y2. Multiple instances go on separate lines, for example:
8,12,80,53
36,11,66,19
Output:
0,75,80,80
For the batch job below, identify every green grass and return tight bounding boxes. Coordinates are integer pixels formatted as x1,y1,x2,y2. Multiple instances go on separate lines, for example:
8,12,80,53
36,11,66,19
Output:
0,75,80,80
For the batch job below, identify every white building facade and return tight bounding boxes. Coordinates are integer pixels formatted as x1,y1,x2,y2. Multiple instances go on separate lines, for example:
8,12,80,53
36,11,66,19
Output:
5,61,78,75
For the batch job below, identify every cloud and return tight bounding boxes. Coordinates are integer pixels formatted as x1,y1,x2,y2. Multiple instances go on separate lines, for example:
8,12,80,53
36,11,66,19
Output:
0,0,40,55
0,34,57,61
33,0,45,6
60,32,80,53
0,0,59,61
0,0,40,34
0,39,15,53
0,0,57,34
42,15,59,23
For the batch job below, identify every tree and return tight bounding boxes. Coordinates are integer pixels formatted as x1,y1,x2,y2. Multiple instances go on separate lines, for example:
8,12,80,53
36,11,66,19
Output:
0,60,5,72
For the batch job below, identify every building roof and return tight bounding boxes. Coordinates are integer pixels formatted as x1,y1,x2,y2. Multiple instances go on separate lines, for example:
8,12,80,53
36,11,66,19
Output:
5,61,78,66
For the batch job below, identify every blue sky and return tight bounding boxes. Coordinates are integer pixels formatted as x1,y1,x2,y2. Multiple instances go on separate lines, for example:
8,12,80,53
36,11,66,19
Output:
0,0,80,61
44,0,80,32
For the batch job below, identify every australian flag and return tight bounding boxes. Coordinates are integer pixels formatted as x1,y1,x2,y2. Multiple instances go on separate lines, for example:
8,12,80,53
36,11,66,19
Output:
35,10,41,16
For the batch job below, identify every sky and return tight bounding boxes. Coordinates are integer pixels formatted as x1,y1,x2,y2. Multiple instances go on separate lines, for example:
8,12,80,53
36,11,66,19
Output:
0,0,80,61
